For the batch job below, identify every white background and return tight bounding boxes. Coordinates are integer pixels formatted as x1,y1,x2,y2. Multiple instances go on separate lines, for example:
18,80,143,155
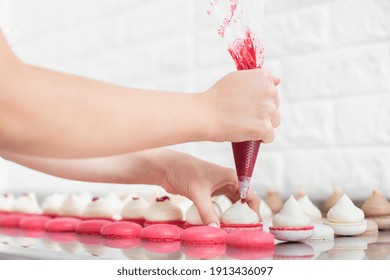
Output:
1,0,390,202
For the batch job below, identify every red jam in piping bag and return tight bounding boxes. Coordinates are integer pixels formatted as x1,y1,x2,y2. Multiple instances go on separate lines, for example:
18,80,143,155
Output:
228,30,262,199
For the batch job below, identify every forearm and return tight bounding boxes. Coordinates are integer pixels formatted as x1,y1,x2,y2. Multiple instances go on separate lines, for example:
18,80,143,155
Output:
0,149,166,185
0,34,212,158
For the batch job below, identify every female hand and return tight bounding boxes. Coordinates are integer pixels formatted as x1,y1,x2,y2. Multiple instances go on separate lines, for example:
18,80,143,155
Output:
156,150,260,227
203,69,280,143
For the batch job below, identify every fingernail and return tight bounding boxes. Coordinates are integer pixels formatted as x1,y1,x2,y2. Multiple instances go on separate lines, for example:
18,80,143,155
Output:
208,222,219,228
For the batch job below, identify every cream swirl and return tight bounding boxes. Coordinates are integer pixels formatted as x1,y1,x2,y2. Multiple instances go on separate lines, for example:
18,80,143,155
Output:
0,193,15,211
260,199,273,219
82,197,117,219
121,197,149,219
144,196,183,222
272,196,311,227
327,194,364,223
59,194,87,217
42,193,65,216
13,192,42,214
221,200,259,224
212,195,233,212
298,195,322,221
185,202,222,225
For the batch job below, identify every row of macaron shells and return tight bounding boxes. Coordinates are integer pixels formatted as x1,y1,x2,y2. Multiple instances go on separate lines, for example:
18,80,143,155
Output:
264,188,390,242
0,192,263,228
1,188,389,237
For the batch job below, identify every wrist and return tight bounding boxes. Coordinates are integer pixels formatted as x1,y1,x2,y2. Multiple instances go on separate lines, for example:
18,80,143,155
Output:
138,149,172,186
191,91,218,142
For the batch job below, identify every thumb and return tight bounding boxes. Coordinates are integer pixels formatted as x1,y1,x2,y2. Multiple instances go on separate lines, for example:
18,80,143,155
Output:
192,191,220,227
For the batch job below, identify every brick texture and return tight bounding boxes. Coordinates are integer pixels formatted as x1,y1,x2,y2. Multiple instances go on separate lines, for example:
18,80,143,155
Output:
1,0,390,201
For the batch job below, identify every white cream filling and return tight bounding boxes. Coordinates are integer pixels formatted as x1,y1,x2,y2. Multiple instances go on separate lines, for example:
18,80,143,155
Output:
260,199,273,219
327,194,364,223
42,193,65,215
59,194,87,217
298,195,322,221
144,200,183,221
272,196,311,227
0,193,15,211
82,198,117,219
185,202,222,225
121,197,149,219
221,200,259,224
13,192,42,214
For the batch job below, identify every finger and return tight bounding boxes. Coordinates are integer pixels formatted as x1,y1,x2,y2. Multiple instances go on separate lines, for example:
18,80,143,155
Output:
271,111,281,128
245,189,261,221
275,93,279,109
261,126,275,143
192,189,220,227
273,76,281,86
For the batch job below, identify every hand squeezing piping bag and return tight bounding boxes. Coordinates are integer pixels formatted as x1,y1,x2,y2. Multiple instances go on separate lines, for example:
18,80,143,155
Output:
209,0,265,200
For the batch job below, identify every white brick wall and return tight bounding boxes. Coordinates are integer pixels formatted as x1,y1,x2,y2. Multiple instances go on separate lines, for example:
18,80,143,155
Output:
1,0,390,201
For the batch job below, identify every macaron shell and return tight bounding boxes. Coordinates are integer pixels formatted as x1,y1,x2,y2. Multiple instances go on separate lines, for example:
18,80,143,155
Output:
100,222,142,239
44,217,82,232
141,224,183,242
181,244,226,259
102,238,141,249
120,218,145,227
309,224,334,240
226,230,275,249
0,214,25,227
76,219,112,235
269,226,314,242
370,216,390,230
180,226,227,245
19,216,52,231
142,240,181,254
143,220,185,228
324,220,367,236
220,223,263,233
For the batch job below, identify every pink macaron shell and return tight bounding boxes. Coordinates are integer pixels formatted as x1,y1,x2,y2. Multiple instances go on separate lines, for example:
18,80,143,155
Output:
100,222,142,239
269,225,314,242
142,240,181,254
0,214,26,227
75,219,112,235
220,223,263,233
102,238,141,249
180,226,227,245
82,216,115,222
183,223,202,229
19,216,52,231
226,230,275,249
181,243,226,259
141,224,183,242
121,218,145,227
143,220,185,228
44,217,82,232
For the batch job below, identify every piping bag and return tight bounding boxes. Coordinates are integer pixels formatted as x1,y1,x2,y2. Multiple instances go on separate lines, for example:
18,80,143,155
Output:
209,0,265,200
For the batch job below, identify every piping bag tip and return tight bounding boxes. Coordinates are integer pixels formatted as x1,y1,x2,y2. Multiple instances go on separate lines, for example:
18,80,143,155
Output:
239,176,251,202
